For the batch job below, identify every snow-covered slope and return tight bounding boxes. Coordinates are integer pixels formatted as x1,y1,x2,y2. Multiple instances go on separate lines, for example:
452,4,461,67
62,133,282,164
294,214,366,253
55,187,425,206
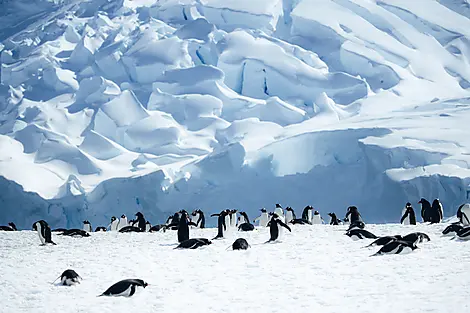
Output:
1,0,470,228
1,223,468,313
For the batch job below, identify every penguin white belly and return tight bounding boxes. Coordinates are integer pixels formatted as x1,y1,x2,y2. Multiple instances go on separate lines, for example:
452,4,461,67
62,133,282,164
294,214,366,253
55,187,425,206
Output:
238,216,246,225
308,211,313,223
461,204,470,225
110,220,119,231
312,215,322,225
274,208,283,217
350,235,361,241
398,246,413,255
83,225,91,232
118,218,128,230
225,215,231,230
62,277,78,286
231,214,237,228
36,223,45,245
260,214,269,227
285,212,293,224
145,224,151,232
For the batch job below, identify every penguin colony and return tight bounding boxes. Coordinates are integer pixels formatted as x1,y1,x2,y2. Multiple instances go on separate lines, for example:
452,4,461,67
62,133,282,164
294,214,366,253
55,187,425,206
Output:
1,198,470,297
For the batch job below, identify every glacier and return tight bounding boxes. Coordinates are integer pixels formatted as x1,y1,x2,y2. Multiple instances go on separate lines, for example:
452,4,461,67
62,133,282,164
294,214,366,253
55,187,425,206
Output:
1,0,470,229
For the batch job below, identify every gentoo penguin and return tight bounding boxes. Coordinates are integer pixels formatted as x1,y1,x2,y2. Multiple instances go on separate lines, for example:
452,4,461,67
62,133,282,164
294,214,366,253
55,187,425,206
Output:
168,213,180,230
285,207,296,224
175,238,212,249
345,229,377,240
266,213,292,243
230,210,238,228
442,223,463,236
274,204,285,221
238,211,248,225
95,226,107,232
82,220,92,233
457,203,470,225
328,213,341,225
0,222,17,231
254,209,269,227
119,226,143,233
371,240,418,256
191,209,205,228
149,224,166,232
311,210,323,224
289,218,312,225
456,226,470,240
237,212,255,231
400,203,417,225
59,229,90,237
418,198,432,222
232,238,250,250
53,269,82,286
135,212,146,232
401,232,430,245
345,206,362,224
347,221,365,232
99,279,148,297
301,206,312,222
145,221,151,232
211,210,229,239
166,210,196,243
118,214,128,230
430,199,443,223
108,216,119,231
33,220,56,245
364,235,402,248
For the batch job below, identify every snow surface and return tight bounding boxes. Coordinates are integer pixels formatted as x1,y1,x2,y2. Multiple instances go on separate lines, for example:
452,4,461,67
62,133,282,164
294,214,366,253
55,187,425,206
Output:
1,223,469,313
2,0,470,228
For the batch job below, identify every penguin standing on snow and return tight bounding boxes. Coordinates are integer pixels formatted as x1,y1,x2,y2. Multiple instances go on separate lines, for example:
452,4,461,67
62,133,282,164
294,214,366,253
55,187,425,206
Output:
274,204,285,221
166,210,196,243
345,206,362,224
442,223,463,236
328,213,341,225
311,210,323,224
33,220,56,245
0,222,17,231
211,210,229,239
99,279,148,297
191,209,205,228
457,203,470,225
135,212,146,232
82,220,92,233
301,206,313,222
224,209,232,230
285,207,296,224
230,210,238,228
418,198,432,222
266,213,292,243
108,216,119,231
118,214,128,230
254,209,269,227
430,199,443,223
175,238,212,249
400,203,417,225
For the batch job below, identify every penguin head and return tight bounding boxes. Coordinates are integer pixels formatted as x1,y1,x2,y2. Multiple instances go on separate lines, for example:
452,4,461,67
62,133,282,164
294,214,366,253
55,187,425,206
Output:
83,220,90,225
406,202,412,207
231,209,237,214
135,212,144,218
314,210,319,215
328,212,336,217
260,208,267,213
111,216,116,222
275,203,282,209
347,206,358,212
271,213,279,219
8,222,17,230
121,214,126,219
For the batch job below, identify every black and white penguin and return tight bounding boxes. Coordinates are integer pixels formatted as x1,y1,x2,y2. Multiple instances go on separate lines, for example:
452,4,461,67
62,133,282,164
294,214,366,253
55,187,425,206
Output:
82,220,92,232
254,208,269,227
167,213,180,230
211,210,229,239
118,226,143,233
372,240,418,256
401,232,430,245
345,229,377,240
33,220,56,245
232,238,250,250
95,226,107,232
266,213,292,243
274,204,285,221
175,238,212,249
166,210,196,243
327,213,341,225
289,218,312,225
347,221,365,232
442,223,463,236
285,207,296,224
311,210,323,224
108,216,119,231
135,212,146,232
118,214,128,230
0,222,17,231
430,199,443,223
237,212,255,231
457,203,470,225
237,211,248,225
364,235,402,248
191,209,205,228
53,269,82,286
400,203,417,225
418,198,432,222
59,229,90,237
301,205,313,223
345,206,363,224
149,224,166,232
230,210,238,228
456,226,470,240
99,279,148,297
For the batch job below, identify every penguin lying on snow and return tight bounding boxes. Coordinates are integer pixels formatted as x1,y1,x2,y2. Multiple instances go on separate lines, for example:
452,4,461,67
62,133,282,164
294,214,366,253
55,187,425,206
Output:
371,240,418,256
455,226,470,240
345,229,377,240
364,235,402,248
401,232,430,245
99,279,148,297
175,238,212,249
118,226,144,233
347,221,365,232
237,212,255,231
232,238,250,250
52,269,82,286
95,226,107,232
0,222,17,231
442,223,463,236
289,218,311,225
59,229,90,237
